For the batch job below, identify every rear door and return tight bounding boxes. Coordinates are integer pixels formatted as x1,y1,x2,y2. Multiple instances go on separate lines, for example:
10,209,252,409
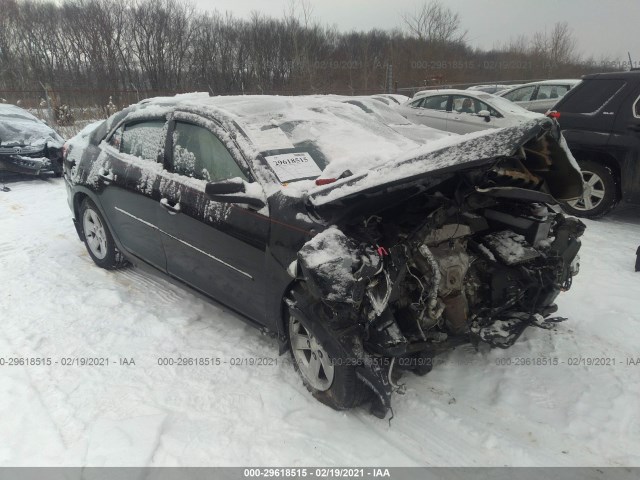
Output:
156,114,269,321
99,119,167,270
529,84,571,113
404,95,450,131
502,85,536,110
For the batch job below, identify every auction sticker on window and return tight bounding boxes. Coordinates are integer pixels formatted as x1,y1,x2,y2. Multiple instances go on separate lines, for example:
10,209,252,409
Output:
265,152,322,182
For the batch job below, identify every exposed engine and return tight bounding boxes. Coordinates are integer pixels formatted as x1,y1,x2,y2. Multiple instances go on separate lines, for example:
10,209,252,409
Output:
297,155,585,417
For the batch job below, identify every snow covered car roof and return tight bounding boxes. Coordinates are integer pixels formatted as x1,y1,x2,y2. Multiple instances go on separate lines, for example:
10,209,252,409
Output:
92,94,452,185
82,94,575,204
0,104,63,147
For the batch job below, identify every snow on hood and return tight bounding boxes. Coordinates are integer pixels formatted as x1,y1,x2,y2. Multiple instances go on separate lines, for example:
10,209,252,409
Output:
0,104,63,148
306,117,566,208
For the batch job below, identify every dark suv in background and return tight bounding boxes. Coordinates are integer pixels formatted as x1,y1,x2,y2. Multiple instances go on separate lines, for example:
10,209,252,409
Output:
549,71,640,217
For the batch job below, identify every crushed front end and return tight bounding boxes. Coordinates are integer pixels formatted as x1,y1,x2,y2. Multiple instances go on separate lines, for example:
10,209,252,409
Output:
297,121,585,417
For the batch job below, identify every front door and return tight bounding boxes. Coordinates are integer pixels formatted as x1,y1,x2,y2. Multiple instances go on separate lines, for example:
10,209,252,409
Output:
613,88,640,205
448,95,503,133
156,116,269,322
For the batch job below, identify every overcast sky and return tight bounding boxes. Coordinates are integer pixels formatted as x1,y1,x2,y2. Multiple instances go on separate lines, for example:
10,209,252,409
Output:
191,0,639,62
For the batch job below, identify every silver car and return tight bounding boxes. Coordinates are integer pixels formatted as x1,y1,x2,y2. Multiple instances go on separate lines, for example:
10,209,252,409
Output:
498,79,581,113
397,89,543,134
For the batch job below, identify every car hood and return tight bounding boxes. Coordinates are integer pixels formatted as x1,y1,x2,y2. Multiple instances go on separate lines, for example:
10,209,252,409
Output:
0,115,63,149
305,117,583,223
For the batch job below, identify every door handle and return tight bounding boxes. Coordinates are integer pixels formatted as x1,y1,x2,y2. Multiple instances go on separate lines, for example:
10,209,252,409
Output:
160,197,181,215
99,169,113,185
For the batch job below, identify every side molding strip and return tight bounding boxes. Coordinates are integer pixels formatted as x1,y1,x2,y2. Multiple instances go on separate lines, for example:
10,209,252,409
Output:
114,206,253,280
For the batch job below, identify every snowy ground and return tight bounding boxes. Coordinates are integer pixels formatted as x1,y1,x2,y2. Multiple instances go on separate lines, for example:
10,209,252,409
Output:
1,176,639,467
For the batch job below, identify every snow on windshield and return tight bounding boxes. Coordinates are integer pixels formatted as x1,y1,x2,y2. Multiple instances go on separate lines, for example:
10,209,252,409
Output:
210,95,448,184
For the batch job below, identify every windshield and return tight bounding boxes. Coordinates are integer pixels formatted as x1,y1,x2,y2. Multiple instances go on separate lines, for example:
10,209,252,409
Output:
219,96,426,185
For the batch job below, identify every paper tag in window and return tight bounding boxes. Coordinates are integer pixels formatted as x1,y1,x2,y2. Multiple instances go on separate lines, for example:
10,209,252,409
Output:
265,152,322,182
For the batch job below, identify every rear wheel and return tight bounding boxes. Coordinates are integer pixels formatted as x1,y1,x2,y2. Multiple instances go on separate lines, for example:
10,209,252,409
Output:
80,198,124,269
287,284,365,410
563,160,618,218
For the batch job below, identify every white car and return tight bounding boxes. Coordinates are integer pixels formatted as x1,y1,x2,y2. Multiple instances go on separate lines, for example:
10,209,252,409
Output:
397,89,543,134
498,79,581,113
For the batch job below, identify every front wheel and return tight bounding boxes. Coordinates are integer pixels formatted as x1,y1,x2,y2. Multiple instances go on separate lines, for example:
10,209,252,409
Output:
80,198,125,269
287,284,365,411
562,160,619,218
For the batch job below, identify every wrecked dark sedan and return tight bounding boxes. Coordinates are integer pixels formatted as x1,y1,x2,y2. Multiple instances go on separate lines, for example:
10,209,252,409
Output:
0,104,64,176
63,94,585,417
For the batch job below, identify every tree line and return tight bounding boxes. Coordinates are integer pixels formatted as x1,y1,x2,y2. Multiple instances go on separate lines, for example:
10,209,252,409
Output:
0,0,612,112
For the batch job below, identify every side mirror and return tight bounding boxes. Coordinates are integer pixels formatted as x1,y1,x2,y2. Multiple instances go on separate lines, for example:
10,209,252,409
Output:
477,110,491,122
205,178,266,210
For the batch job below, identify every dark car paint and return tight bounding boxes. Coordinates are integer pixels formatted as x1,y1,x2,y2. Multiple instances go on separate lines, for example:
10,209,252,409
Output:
65,112,316,341
553,71,640,205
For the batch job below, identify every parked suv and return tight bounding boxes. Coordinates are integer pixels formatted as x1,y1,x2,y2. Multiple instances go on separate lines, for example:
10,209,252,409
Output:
549,71,640,217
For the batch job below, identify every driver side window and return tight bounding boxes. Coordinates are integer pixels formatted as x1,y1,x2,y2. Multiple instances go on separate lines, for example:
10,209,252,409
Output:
451,96,499,117
422,95,449,111
170,122,247,182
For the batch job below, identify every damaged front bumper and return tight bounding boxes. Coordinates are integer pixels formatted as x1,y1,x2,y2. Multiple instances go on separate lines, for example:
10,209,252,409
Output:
0,153,57,176
293,121,586,418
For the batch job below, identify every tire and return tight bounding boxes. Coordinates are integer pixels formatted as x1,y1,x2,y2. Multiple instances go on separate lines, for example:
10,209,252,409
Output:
562,160,619,218
286,283,365,411
80,198,125,269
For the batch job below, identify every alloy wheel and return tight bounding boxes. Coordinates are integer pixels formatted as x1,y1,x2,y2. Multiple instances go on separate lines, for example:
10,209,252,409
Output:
566,170,606,211
289,317,335,391
82,208,108,260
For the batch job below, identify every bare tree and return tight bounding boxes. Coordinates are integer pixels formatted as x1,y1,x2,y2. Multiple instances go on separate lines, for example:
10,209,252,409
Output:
401,0,467,44
532,21,578,69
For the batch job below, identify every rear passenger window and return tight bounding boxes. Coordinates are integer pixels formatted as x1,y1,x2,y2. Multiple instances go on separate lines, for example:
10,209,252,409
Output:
121,120,166,161
171,122,247,182
422,95,449,111
536,85,569,100
504,86,535,102
560,79,626,114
